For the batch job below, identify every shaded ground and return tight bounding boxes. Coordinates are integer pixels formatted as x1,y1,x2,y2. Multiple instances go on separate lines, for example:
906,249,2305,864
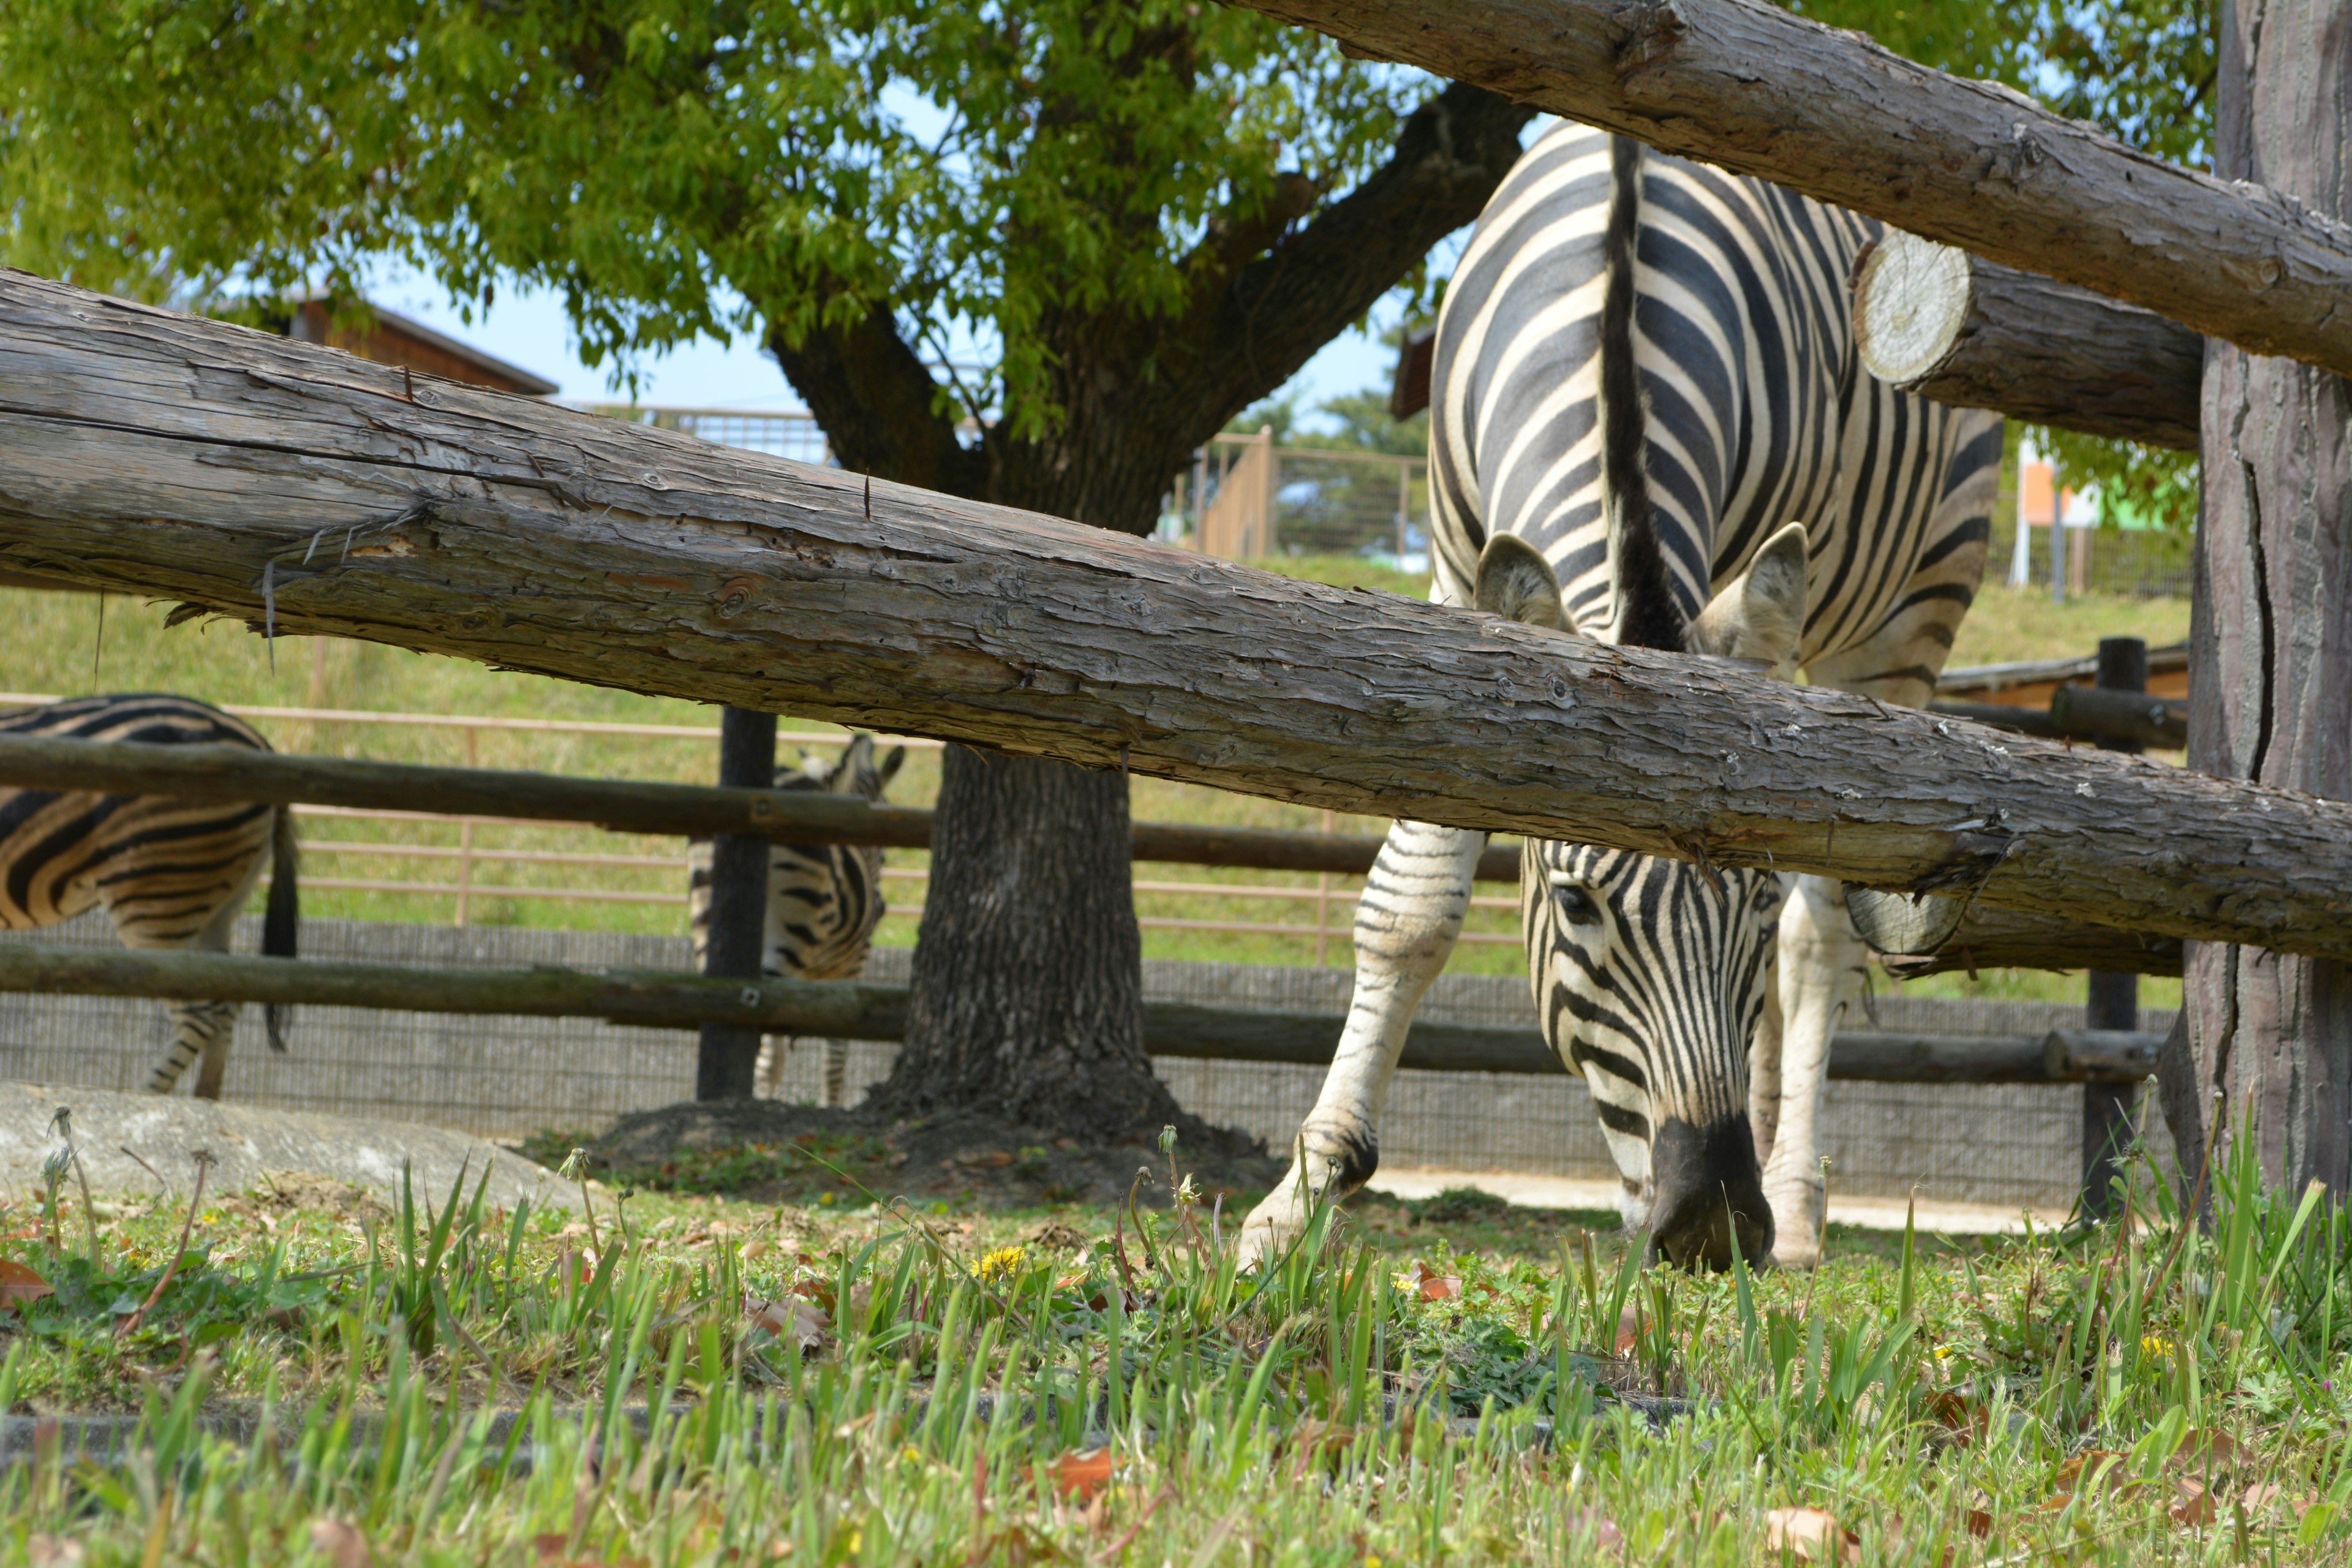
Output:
530,1099,1286,1212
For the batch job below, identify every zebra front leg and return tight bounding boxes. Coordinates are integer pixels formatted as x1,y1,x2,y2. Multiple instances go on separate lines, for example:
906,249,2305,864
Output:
1236,820,1486,1268
150,998,240,1098
1760,875,1868,1267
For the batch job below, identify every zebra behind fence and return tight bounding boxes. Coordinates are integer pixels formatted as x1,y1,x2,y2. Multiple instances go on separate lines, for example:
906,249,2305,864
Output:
0,693,301,1099
1240,123,2002,1270
688,733,906,1105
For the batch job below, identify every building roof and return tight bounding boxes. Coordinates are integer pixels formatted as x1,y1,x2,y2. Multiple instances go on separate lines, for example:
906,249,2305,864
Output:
284,296,559,397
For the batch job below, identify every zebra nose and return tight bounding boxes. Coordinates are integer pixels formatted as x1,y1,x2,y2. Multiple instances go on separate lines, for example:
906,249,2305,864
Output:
1643,1115,1774,1271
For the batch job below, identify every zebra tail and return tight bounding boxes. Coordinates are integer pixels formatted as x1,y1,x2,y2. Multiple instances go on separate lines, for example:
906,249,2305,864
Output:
263,803,299,1052
1601,135,1683,653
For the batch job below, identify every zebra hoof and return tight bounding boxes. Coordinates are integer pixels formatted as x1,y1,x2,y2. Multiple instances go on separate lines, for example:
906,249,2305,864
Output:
1763,1175,1826,1268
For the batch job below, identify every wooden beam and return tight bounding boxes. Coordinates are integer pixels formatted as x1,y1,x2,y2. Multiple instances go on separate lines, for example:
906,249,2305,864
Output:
1225,0,2352,383
1875,905,2186,979
0,731,1525,881
0,943,2161,1083
2,273,2349,959
1853,233,2201,450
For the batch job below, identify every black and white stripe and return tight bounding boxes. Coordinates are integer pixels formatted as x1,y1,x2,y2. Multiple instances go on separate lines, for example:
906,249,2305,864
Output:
1245,123,2000,1270
0,694,300,1098
687,733,905,1104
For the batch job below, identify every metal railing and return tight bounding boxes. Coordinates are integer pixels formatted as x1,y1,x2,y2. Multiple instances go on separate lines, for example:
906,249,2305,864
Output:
0,694,1518,951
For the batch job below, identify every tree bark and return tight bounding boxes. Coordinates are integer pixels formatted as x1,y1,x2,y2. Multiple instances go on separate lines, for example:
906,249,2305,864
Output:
1872,903,2184,980
7,273,2352,962
697,707,775,1099
1229,0,2352,383
2180,0,2352,1196
1852,232,2202,450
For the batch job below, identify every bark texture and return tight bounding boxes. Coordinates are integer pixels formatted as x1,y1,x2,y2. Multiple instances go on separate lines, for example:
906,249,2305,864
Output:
1232,0,2352,381
4,273,2352,960
1853,233,2202,450
2179,0,2352,1196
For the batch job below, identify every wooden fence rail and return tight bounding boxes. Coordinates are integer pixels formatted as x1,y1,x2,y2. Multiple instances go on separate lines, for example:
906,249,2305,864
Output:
0,943,2161,1085
0,732,1521,881
4,276,2348,962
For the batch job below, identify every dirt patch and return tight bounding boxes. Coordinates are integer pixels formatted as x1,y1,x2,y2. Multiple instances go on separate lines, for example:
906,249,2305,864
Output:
214,1169,392,1223
560,1101,1285,1211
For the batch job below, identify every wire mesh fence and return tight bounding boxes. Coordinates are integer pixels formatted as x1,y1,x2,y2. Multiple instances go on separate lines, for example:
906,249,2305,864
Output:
0,913,2159,1212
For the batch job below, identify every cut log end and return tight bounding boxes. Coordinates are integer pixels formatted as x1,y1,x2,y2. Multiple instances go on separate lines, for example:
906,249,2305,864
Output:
1854,230,1973,387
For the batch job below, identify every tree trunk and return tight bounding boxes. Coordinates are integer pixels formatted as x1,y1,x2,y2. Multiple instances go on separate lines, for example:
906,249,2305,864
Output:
1852,231,2202,450
1231,0,2352,383
2178,0,2352,1195
876,745,1178,1131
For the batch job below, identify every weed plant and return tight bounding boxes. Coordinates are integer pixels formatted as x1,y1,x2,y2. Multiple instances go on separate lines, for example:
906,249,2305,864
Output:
1,1123,2349,1564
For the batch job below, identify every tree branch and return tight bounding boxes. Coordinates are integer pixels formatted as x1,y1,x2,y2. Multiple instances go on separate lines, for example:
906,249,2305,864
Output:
763,288,986,497
1169,81,1534,425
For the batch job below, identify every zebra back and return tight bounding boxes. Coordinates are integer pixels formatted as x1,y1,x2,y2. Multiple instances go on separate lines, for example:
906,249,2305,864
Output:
0,694,279,940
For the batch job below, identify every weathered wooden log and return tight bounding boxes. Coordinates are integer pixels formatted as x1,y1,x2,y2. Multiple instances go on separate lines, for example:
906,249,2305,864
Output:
1852,894,2185,978
0,943,2162,1082
1928,694,2188,750
1227,0,2352,382
0,731,1524,881
1852,233,2202,450
2,276,2350,960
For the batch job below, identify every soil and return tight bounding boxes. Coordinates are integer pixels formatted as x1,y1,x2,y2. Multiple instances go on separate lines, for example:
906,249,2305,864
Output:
579,1099,1287,1211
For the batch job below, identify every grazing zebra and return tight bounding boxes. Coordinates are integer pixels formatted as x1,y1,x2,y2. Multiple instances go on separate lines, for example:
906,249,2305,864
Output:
688,733,905,1104
0,694,300,1099
1239,124,2002,1270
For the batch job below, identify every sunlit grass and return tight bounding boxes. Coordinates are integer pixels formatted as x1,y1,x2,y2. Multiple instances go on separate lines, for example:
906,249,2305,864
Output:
1,1127,2348,1564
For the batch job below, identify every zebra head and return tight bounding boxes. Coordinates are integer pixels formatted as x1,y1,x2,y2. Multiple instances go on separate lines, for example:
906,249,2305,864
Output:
1477,523,1809,1269
794,731,908,802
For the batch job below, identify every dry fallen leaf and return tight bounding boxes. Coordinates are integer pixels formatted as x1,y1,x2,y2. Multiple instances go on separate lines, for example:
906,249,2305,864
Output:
1615,1304,1642,1355
25,1535,85,1568
1925,1390,1986,1446
2040,1449,2137,1510
309,1517,374,1568
746,1296,830,1357
1763,1507,1859,1564
2171,1428,2241,1475
1049,1447,1115,1502
1961,1509,1994,1539
0,1258,54,1311
549,1250,595,1286
1569,1507,1624,1550
1408,1262,1461,1302
2168,1478,2217,1527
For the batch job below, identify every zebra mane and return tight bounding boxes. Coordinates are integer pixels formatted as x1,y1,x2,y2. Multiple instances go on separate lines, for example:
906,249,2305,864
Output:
1600,135,1689,654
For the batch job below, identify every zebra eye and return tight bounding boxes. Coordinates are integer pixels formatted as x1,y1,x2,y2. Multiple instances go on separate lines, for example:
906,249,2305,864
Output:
1548,880,1600,924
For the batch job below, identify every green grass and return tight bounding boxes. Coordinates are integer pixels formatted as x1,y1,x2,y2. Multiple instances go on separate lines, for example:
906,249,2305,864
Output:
2,1128,2350,1564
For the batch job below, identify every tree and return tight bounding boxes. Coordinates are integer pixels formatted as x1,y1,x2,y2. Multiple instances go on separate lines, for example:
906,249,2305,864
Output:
2168,0,2352,1194
1,0,1531,1139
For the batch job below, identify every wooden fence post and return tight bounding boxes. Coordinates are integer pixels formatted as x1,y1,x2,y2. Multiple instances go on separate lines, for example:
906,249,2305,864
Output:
2082,637,2144,1218
697,707,776,1099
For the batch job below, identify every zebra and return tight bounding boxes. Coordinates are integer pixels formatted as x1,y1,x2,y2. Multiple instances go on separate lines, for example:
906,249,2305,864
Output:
1238,123,2002,1270
688,732,905,1104
0,693,301,1099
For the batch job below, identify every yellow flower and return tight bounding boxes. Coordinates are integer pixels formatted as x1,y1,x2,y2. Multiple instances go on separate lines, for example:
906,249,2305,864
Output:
978,1245,1027,1284
2141,1334,2175,1357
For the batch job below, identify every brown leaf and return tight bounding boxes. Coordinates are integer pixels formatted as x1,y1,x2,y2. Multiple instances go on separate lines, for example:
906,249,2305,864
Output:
745,1296,829,1357
1569,1506,1623,1550
26,1536,85,1568
1925,1390,1986,1446
1049,1447,1114,1502
0,1258,53,1311
1409,1262,1461,1302
1762,1507,1859,1564
1615,1303,1642,1355
309,1518,374,1568
1961,1509,1994,1539
549,1249,594,1285
2169,1427,2241,1474
2168,1478,2217,1527
2043,1449,2136,1508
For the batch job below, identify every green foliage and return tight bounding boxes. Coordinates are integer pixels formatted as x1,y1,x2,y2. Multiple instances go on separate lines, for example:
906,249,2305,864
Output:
0,0,1425,436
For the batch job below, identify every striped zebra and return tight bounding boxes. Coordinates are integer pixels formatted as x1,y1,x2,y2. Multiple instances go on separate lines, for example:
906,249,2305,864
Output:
688,733,905,1104
0,694,300,1099
1240,124,2002,1270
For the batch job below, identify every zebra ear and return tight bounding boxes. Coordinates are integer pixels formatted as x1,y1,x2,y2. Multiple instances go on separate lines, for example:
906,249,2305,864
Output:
875,745,906,794
1474,533,1568,630
1689,521,1807,674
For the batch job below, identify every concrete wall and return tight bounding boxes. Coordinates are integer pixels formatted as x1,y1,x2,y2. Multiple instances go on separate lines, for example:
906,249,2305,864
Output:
0,914,2162,1210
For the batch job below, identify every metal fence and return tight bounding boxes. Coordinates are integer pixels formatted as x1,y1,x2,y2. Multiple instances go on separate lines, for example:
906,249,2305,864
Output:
0,912,2158,1212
